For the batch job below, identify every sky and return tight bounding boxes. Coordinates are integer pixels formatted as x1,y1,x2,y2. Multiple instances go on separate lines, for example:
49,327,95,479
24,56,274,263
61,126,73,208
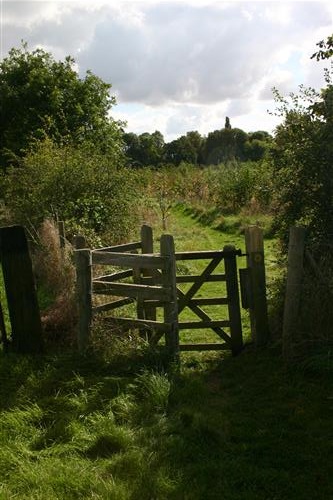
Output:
1,0,332,142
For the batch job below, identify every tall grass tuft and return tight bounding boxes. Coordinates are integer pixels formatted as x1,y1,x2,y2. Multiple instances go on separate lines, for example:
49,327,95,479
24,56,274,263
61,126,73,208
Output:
33,219,77,348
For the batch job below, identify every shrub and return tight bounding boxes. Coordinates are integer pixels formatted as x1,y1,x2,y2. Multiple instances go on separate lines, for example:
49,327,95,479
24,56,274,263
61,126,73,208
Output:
1,139,141,245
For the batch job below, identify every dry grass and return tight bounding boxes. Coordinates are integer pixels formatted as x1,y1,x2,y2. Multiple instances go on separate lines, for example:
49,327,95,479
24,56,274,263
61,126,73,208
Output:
33,219,77,348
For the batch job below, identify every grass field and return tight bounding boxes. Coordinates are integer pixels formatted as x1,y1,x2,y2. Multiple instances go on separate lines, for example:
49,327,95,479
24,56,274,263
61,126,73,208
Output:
0,208,332,499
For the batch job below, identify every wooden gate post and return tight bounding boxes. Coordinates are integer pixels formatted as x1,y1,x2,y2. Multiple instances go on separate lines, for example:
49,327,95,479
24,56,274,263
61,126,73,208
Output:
75,248,92,352
223,245,243,355
74,235,87,250
0,225,44,353
245,226,269,347
282,226,306,360
160,234,179,358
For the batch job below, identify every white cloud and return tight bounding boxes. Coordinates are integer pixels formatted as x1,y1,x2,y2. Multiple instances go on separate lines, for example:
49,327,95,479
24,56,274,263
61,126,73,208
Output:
1,0,332,140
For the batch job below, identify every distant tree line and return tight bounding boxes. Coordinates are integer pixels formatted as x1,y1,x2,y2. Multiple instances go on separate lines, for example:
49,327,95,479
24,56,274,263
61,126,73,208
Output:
123,120,272,168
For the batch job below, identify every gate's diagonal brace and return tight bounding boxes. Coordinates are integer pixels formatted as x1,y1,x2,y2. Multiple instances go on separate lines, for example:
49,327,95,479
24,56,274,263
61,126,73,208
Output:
147,257,232,346
176,287,231,344
178,257,223,313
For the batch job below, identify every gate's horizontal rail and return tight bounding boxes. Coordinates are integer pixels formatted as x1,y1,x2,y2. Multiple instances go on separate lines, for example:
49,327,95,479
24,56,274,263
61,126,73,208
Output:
139,274,226,285
94,241,142,253
94,270,133,282
92,297,135,314
190,297,229,306
92,251,167,269
175,249,242,260
140,298,229,308
176,274,226,283
102,316,171,332
178,320,230,329
93,280,171,301
179,343,230,351
142,297,229,307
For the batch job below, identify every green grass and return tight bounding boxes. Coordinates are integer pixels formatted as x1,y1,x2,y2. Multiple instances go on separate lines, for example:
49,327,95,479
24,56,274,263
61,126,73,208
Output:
0,348,332,499
0,208,332,498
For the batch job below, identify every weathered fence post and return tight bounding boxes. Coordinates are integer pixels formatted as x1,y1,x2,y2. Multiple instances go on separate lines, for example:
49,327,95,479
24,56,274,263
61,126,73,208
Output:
223,245,243,355
75,248,92,353
245,226,269,347
74,235,87,250
160,234,179,358
282,226,306,360
0,225,44,353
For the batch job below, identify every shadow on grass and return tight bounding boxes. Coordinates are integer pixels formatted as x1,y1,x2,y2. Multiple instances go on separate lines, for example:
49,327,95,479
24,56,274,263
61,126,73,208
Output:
0,346,332,499
163,348,333,499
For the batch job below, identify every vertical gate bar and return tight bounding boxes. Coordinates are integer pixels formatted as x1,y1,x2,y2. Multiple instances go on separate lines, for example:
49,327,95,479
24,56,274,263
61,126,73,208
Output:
75,248,92,353
245,226,269,347
223,245,243,355
140,225,156,340
160,234,179,358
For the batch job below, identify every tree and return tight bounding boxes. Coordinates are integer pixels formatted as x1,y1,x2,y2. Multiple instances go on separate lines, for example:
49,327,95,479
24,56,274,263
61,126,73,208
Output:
123,130,164,167
271,34,333,251
164,131,203,165
0,42,123,168
123,132,142,166
244,131,272,161
311,34,333,61
225,116,232,129
202,126,248,164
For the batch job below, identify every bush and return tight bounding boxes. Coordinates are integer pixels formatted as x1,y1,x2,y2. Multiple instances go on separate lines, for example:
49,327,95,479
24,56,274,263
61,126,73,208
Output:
1,139,141,245
142,161,273,219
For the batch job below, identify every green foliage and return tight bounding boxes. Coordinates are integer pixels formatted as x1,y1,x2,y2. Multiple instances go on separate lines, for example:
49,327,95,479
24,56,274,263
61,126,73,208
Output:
201,126,266,165
124,130,165,167
311,33,333,61
1,139,140,244
212,161,273,213
124,125,271,168
143,160,273,219
268,36,333,354
0,42,124,168
164,131,204,165
271,38,333,250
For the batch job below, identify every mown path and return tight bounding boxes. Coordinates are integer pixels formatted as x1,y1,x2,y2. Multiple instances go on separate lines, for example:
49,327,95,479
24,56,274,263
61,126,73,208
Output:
146,206,279,346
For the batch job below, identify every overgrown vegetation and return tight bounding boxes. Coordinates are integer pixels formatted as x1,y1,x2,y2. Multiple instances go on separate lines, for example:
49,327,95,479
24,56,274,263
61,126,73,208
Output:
1,139,141,246
268,34,333,356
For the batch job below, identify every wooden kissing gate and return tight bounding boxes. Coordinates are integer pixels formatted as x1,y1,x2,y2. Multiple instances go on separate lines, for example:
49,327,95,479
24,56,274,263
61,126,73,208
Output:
75,225,269,357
